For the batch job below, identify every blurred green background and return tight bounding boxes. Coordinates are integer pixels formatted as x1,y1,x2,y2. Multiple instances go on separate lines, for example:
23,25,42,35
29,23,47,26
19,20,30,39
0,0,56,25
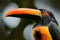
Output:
0,0,60,40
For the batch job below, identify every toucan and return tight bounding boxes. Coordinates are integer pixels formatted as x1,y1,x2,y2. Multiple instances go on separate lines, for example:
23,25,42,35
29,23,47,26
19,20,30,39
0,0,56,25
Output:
5,8,60,40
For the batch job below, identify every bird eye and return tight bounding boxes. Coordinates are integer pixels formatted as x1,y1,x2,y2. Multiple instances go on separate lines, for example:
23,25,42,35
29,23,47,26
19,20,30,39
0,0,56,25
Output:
41,11,44,13
41,11,46,18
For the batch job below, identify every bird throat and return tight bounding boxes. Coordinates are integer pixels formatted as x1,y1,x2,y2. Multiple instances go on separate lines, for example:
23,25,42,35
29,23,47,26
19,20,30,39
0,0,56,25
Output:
32,26,53,40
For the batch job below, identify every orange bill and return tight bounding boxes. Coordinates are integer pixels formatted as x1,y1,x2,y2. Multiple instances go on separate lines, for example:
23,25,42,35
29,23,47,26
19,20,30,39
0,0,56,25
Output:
5,8,41,17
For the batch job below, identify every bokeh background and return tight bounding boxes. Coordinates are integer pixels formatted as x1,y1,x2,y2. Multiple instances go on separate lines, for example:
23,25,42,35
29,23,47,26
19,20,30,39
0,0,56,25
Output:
0,0,60,40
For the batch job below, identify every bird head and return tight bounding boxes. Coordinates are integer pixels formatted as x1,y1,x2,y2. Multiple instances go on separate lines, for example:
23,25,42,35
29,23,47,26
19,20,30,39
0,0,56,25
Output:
5,8,51,22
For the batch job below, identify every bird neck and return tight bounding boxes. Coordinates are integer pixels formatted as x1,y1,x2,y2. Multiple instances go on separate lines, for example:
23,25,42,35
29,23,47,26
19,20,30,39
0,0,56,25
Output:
33,26,53,40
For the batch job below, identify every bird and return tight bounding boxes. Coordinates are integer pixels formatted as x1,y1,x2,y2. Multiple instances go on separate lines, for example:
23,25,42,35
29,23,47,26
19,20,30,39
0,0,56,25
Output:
5,8,60,40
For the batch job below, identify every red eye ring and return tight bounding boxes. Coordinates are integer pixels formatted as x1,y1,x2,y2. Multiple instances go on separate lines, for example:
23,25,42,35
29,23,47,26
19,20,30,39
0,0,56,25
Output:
45,11,49,16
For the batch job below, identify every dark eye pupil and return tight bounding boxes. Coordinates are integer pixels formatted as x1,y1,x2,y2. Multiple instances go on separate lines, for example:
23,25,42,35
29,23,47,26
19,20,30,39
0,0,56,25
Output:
41,11,44,13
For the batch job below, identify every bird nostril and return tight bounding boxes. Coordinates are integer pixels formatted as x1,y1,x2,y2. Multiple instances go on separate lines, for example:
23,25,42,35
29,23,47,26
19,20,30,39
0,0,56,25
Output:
34,31,41,40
